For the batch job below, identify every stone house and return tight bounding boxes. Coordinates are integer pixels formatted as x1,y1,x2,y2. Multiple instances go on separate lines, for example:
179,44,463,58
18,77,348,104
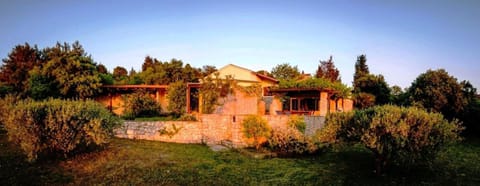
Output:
96,64,353,116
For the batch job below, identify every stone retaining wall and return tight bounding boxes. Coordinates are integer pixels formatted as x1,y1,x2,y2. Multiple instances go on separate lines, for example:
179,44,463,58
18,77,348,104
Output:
114,114,323,147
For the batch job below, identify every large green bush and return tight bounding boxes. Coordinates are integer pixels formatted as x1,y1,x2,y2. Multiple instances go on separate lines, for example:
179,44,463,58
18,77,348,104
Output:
0,98,120,161
267,126,318,155
122,90,162,119
319,105,462,175
167,81,187,115
241,115,271,150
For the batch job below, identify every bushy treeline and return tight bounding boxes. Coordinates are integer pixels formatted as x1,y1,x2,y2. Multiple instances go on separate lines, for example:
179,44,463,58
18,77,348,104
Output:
353,55,479,135
0,97,121,161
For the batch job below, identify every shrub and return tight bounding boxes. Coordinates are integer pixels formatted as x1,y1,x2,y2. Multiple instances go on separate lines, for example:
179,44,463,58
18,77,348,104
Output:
123,90,162,120
241,115,271,150
287,115,306,133
354,92,376,109
267,126,318,155
177,114,197,121
167,81,187,115
318,105,462,175
0,98,120,161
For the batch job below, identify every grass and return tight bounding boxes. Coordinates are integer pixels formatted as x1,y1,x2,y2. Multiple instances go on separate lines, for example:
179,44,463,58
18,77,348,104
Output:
1,127,480,185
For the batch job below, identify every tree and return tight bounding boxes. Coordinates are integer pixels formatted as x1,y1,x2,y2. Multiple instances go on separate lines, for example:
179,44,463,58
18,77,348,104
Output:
390,85,409,106
28,67,59,100
271,63,301,80
352,55,391,107
407,69,466,120
97,64,108,74
0,43,41,96
167,81,187,115
41,41,101,99
142,56,155,72
319,105,462,175
355,74,391,105
353,54,369,90
200,65,218,77
182,64,199,83
316,56,340,82
113,66,128,83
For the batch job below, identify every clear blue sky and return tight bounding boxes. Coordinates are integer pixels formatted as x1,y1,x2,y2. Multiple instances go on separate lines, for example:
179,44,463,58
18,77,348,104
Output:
1,0,479,89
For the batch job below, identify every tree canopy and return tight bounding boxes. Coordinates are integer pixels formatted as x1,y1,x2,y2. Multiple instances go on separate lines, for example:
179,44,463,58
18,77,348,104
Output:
352,55,391,107
316,56,340,82
407,69,467,120
0,43,41,96
271,63,301,80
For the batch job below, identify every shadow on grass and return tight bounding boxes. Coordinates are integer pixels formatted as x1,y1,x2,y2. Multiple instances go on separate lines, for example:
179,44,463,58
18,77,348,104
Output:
0,129,72,185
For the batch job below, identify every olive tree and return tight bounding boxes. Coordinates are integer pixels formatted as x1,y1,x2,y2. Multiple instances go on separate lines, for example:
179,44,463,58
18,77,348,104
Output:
319,105,462,175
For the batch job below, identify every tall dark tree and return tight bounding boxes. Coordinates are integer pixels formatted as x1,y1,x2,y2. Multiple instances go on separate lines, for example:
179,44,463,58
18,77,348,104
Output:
316,55,340,82
0,43,41,95
407,69,466,120
142,56,155,71
271,63,301,80
354,54,369,91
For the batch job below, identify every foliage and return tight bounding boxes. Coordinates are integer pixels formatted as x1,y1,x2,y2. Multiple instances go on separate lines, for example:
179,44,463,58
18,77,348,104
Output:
200,65,218,77
238,83,262,98
139,57,199,84
199,73,236,114
352,54,391,106
316,56,340,82
354,92,376,109
267,126,318,155
177,114,197,121
241,115,271,150
40,41,102,99
277,77,351,98
96,64,108,74
122,90,162,119
98,73,114,85
353,54,369,89
0,98,120,161
407,69,467,120
112,66,128,83
1,41,106,99
354,74,391,105
270,63,301,80
166,81,187,115
319,105,463,175
461,97,480,136
0,43,41,97
158,124,183,138
389,85,409,106
287,115,306,133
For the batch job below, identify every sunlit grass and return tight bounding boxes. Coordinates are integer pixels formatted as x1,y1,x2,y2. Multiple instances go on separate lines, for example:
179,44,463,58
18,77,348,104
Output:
1,127,479,185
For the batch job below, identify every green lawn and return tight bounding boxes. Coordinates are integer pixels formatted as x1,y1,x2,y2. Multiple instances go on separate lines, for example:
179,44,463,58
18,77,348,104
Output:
1,128,479,185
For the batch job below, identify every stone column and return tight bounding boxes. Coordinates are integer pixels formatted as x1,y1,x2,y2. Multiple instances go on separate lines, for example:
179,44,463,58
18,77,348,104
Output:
319,92,328,116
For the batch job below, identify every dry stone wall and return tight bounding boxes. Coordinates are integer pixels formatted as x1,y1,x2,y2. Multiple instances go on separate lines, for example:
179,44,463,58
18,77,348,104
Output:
114,114,323,147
